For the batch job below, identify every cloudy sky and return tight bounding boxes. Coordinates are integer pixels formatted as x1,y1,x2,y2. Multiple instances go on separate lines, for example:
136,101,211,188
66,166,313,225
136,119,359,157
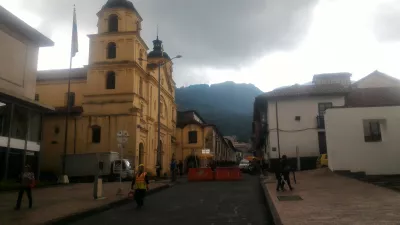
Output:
1,0,400,92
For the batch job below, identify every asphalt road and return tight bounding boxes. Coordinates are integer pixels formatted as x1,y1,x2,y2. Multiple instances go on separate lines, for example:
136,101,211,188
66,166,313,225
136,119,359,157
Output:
72,174,273,225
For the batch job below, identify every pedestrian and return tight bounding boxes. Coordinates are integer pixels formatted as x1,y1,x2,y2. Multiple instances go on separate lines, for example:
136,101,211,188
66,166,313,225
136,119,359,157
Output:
131,164,149,210
15,165,35,210
280,155,293,191
178,160,183,176
155,162,161,178
170,159,177,182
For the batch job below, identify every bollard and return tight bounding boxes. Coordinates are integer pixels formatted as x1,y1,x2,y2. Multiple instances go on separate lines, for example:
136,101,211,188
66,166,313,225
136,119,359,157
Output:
93,175,104,200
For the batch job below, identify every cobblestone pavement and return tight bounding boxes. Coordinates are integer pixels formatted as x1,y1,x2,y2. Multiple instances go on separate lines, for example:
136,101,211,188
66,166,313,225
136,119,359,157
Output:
0,181,169,225
263,168,400,225
72,174,272,225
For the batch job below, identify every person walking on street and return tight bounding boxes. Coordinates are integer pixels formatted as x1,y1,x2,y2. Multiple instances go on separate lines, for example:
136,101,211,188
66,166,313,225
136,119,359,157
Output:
155,162,161,178
131,164,149,210
170,159,177,182
280,155,294,191
15,165,35,210
178,160,183,176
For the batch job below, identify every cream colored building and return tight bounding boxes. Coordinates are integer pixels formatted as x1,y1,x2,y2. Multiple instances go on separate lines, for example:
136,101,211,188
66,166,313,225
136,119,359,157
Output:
0,6,54,181
36,0,177,175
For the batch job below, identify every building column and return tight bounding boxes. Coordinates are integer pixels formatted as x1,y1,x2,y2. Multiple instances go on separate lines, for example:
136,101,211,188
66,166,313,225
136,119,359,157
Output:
3,103,14,180
37,114,43,181
22,109,31,170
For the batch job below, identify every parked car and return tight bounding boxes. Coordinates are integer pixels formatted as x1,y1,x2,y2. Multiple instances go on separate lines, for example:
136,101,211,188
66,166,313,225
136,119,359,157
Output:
316,154,328,168
239,159,250,172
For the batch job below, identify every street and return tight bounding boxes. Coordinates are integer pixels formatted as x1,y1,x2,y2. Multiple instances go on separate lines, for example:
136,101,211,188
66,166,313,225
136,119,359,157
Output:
72,175,273,225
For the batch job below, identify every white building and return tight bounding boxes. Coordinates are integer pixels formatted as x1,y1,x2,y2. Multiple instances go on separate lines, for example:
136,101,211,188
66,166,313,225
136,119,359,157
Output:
256,73,351,169
325,71,400,175
252,70,400,171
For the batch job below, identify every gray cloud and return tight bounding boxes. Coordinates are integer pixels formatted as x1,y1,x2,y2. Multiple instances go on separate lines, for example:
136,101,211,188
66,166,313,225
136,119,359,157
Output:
373,1,400,42
16,0,318,85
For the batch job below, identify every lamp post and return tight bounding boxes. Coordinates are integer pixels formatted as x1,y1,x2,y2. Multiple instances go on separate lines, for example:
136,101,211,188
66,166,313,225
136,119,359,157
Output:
138,55,182,171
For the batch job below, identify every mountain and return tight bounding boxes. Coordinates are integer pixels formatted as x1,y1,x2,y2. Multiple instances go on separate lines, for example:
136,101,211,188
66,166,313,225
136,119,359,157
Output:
175,81,263,142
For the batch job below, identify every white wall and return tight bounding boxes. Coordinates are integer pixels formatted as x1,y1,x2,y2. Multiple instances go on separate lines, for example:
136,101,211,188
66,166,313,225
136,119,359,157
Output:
0,28,39,100
325,106,400,175
267,96,345,159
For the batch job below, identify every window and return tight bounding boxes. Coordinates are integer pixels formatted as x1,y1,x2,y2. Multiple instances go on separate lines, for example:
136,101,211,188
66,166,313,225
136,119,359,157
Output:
139,49,144,66
106,71,116,89
160,102,164,117
318,102,333,115
188,131,197,144
107,42,117,59
139,77,143,96
65,92,75,107
108,14,118,32
34,94,39,101
92,125,101,143
363,120,382,142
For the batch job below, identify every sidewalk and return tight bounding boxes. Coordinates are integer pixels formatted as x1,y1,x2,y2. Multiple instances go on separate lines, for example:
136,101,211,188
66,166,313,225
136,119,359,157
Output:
261,168,400,225
0,180,170,225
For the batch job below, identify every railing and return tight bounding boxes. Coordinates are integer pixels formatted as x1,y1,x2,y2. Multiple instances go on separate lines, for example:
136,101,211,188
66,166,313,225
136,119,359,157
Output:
316,116,325,129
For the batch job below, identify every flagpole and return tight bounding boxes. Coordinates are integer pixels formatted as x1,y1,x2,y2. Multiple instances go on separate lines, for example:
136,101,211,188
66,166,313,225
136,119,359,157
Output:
62,5,77,176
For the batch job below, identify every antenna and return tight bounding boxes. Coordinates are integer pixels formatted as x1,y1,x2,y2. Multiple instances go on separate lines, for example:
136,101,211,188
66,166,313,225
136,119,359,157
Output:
156,24,159,40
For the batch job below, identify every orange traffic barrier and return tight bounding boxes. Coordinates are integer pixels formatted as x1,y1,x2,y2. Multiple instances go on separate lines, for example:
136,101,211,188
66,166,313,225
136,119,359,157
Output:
187,168,214,182
215,167,242,181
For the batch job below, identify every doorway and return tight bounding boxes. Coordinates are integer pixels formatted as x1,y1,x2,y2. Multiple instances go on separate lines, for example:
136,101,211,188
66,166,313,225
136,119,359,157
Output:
318,132,327,154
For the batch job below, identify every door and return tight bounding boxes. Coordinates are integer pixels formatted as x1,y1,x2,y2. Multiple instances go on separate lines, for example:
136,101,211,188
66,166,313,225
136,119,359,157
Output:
318,132,327,154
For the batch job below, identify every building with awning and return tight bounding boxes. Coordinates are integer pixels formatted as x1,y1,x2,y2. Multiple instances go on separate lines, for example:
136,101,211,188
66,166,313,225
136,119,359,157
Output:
0,6,54,181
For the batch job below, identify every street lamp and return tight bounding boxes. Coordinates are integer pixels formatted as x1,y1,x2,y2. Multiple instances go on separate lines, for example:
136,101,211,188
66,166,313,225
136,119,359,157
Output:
138,55,182,170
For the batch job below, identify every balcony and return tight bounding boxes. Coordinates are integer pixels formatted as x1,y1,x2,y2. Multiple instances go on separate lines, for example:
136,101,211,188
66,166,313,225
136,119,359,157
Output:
316,116,325,129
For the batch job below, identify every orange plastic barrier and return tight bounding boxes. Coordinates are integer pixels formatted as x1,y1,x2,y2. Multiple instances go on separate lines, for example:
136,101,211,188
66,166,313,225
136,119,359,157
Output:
187,168,215,182
215,167,242,181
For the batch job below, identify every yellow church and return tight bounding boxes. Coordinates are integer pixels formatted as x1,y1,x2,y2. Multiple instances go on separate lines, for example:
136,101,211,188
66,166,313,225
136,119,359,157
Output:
35,0,178,175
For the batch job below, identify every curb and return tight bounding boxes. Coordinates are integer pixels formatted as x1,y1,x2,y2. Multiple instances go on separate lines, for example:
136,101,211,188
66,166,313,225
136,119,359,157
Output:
44,184,172,225
259,175,283,225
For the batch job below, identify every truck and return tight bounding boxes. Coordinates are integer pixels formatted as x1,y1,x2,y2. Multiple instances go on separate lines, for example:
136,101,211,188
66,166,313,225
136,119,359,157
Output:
65,152,134,182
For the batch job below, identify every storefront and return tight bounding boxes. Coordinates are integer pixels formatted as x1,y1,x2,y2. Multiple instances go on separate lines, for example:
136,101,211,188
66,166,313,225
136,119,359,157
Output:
0,92,53,181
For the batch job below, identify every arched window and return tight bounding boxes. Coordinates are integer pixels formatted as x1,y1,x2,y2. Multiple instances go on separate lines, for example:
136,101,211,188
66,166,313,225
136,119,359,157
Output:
108,14,118,32
92,125,101,143
139,143,144,164
107,42,116,59
139,49,144,66
106,71,116,89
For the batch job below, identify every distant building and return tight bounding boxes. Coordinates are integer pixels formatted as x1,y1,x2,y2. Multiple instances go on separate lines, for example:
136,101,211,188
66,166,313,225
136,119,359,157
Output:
224,136,251,161
252,70,400,171
0,6,54,181
175,110,236,170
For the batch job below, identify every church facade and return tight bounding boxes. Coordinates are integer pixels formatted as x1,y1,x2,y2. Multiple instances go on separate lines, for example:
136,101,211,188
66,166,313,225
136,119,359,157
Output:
36,0,177,175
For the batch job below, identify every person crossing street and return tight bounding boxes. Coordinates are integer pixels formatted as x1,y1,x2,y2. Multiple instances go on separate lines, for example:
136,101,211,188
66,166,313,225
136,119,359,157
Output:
131,164,149,210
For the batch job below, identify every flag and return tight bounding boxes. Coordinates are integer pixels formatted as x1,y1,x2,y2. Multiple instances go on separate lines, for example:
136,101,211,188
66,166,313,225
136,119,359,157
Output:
71,6,78,58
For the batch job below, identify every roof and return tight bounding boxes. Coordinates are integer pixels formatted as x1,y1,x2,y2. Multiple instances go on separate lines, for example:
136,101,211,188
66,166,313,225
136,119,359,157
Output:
0,6,54,47
353,70,400,87
346,87,400,107
258,83,350,99
176,110,207,128
37,68,87,81
101,0,142,20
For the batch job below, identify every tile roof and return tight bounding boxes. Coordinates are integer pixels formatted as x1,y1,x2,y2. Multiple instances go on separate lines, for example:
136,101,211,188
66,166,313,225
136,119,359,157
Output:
37,68,87,81
259,83,350,99
346,87,400,107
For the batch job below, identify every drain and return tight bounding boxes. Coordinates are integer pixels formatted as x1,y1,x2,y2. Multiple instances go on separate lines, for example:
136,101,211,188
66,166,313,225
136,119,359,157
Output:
277,195,303,201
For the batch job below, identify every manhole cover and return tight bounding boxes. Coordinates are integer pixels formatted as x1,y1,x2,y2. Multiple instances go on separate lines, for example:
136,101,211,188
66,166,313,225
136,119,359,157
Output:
277,195,303,201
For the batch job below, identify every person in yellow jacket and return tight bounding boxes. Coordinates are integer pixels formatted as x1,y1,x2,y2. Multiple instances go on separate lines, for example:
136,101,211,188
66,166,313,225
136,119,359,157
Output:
131,164,149,209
